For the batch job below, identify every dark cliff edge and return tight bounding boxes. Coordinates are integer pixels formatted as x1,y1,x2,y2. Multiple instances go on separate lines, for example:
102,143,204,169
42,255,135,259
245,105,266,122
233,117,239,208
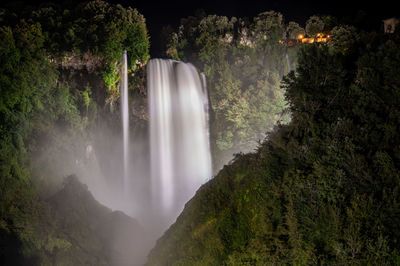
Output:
46,175,149,265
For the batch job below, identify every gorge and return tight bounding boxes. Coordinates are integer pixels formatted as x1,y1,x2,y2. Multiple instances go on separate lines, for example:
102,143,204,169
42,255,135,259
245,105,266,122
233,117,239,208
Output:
1,1,400,265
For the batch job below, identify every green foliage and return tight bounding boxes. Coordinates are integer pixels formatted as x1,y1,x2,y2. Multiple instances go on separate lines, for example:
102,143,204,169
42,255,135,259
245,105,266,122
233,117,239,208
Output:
164,12,296,170
147,28,400,264
286,21,305,39
252,11,285,44
305,15,325,36
26,0,150,104
0,1,149,264
81,85,92,114
328,25,359,54
45,237,72,253
0,18,61,264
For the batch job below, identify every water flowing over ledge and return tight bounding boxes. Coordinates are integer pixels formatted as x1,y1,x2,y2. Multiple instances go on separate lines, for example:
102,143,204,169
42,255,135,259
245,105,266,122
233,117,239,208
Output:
147,59,212,222
121,50,130,197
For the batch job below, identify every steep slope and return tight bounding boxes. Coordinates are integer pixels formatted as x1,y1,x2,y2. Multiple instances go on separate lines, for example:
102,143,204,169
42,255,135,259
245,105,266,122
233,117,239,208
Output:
46,175,149,265
147,30,400,264
146,131,306,265
0,1,150,264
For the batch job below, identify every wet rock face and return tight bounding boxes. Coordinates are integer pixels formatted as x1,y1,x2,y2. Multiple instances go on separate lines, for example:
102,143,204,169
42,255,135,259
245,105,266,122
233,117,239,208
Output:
59,51,103,73
130,64,149,121
58,52,150,122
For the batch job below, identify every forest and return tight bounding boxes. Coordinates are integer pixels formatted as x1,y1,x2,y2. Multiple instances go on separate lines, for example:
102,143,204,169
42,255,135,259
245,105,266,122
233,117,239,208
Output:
1,1,150,264
148,22,400,265
1,0,400,265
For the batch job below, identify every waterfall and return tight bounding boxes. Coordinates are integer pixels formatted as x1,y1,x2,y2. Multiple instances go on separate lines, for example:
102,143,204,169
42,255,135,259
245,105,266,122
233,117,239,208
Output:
121,50,129,196
147,59,212,220
286,53,291,72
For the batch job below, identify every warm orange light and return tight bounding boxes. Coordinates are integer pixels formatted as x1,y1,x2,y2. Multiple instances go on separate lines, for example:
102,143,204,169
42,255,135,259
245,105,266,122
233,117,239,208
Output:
298,34,304,39
301,38,315,43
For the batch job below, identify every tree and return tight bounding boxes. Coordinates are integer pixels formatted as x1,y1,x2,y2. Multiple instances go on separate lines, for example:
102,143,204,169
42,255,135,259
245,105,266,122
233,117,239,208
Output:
147,27,400,266
328,25,359,54
286,21,305,39
164,12,293,171
305,15,324,36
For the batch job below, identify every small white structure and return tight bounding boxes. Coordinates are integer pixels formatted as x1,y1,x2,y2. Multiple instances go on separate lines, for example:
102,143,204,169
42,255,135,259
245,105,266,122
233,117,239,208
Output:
383,17,399,33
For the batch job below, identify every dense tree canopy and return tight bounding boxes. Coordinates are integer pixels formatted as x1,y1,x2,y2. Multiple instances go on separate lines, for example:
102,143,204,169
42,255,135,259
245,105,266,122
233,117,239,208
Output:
2,0,399,264
147,25,400,265
163,11,301,170
0,1,149,263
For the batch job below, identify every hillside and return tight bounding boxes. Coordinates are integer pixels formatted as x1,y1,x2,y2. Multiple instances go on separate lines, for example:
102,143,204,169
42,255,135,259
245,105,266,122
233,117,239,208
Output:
0,1,150,264
147,29,400,264
47,175,148,265
2,0,400,264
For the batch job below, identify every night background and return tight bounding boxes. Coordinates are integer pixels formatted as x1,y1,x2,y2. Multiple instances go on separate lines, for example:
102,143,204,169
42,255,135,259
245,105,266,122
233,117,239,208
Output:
4,0,396,55
135,0,396,56
1,0,400,265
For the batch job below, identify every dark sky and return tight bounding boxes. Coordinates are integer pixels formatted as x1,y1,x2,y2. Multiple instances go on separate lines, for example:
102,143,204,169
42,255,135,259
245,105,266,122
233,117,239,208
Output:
118,0,396,57
3,0,397,56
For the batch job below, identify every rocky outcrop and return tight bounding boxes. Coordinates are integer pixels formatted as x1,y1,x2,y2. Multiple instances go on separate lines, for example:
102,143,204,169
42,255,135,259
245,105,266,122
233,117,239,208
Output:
59,51,103,73
46,175,150,265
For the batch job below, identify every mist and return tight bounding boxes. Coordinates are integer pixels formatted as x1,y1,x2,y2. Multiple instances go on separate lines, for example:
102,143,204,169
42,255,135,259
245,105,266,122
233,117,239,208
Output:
28,58,214,265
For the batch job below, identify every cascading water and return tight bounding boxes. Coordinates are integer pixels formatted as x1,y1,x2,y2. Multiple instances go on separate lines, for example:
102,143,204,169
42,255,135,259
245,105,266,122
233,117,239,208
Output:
286,53,291,72
121,50,130,196
147,59,212,222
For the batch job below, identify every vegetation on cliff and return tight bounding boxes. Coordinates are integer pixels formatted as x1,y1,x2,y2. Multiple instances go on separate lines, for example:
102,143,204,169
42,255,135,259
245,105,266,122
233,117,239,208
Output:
147,27,400,264
0,1,149,264
162,12,346,171
162,11,295,171
2,0,399,264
